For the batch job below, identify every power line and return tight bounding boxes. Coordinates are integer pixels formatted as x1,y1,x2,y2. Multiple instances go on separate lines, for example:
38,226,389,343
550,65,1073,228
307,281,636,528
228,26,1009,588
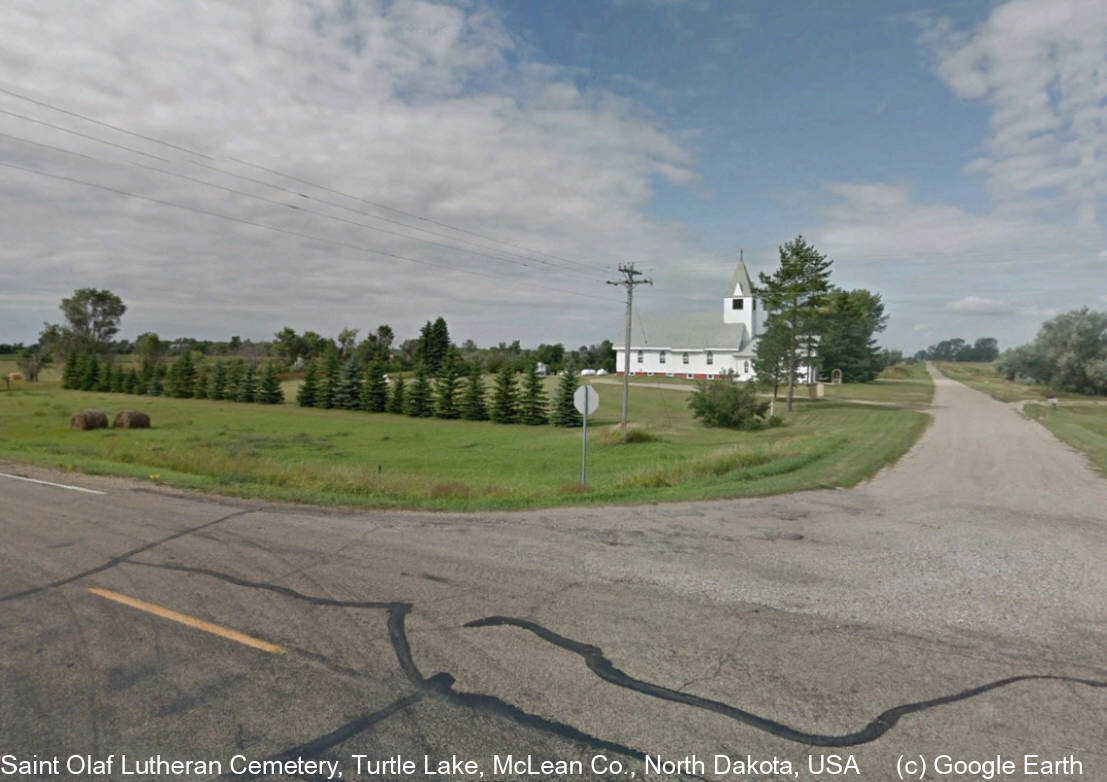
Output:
0,128,608,283
0,159,621,306
0,83,614,276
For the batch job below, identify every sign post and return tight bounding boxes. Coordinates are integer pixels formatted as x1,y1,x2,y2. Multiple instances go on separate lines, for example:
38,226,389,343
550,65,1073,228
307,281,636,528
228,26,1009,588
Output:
573,385,600,485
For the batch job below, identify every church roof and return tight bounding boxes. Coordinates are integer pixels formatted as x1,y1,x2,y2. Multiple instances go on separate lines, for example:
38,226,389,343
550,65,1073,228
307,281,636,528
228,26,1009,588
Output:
727,259,754,297
617,312,754,352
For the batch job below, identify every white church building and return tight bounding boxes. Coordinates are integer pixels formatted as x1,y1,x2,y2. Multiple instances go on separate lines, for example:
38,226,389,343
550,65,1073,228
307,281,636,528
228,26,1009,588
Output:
614,258,816,383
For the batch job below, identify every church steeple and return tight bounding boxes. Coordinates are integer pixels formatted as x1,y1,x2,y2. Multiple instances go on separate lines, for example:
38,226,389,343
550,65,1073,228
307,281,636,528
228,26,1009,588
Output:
727,248,754,297
723,248,760,342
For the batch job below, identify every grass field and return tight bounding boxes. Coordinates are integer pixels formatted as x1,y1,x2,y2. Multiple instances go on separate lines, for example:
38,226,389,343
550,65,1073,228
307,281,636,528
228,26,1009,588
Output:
1024,404,1107,476
933,361,1090,403
0,376,930,510
820,362,934,406
598,363,934,407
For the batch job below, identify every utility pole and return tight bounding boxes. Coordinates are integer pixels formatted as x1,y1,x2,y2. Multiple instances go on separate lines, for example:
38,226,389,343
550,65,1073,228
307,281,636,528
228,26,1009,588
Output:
606,263,652,431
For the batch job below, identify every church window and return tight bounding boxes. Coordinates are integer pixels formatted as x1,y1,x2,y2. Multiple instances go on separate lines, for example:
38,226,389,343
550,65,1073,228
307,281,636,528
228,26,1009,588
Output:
659,351,666,364
731,299,744,310
744,361,750,373
682,352,689,364
636,350,643,364
706,351,713,365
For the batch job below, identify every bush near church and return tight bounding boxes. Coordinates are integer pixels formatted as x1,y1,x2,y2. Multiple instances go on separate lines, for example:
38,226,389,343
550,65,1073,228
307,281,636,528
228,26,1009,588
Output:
688,374,778,430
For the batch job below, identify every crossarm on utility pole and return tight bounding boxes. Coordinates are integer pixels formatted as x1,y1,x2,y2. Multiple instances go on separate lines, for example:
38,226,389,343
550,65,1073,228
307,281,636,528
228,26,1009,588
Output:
606,263,652,431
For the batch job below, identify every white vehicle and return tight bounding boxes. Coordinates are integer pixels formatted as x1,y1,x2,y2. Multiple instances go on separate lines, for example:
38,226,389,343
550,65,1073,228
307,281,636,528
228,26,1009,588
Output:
595,368,608,375
580,368,597,376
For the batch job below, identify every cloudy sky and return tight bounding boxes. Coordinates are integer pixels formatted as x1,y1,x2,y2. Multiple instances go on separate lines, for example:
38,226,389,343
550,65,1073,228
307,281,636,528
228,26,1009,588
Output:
1,0,1104,352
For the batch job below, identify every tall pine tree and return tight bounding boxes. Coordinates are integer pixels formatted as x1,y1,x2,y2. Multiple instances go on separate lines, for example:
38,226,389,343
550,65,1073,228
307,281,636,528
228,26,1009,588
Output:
208,361,229,400
756,235,834,412
459,367,488,421
235,363,258,403
551,362,583,427
387,376,406,414
404,365,433,417
331,358,363,409
489,366,518,423
257,361,284,404
518,364,548,425
318,349,341,409
361,360,388,412
433,352,462,419
296,359,319,407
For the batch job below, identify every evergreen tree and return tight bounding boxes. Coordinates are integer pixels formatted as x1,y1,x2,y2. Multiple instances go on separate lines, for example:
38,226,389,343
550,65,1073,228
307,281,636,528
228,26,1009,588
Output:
404,365,433,417
225,360,245,400
489,366,518,423
208,361,229,400
95,360,112,392
518,364,549,425
318,349,341,409
753,317,797,403
460,366,488,421
193,363,209,399
551,362,583,427
62,349,80,389
257,361,284,404
296,359,319,407
123,367,138,394
109,364,125,393
80,355,99,391
816,288,887,383
236,363,258,403
433,353,462,419
331,358,363,410
757,235,834,412
170,352,197,398
146,364,166,396
361,360,388,412
134,366,148,395
387,376,406,414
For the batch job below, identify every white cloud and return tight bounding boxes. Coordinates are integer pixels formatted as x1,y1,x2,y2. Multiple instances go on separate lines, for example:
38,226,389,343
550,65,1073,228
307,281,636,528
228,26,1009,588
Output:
921,0,1107,228
945,296,1012,314
0,0,709,345
816,181,1068,265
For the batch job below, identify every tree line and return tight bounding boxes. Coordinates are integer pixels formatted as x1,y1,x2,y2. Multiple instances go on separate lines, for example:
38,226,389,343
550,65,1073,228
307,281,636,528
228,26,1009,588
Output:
997,308,1107,395
60,350,285,404
294,349,584,427
913,337,999,363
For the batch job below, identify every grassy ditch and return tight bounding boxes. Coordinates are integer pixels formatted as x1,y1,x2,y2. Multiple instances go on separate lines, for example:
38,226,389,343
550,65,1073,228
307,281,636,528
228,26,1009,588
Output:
1023,404,1107,476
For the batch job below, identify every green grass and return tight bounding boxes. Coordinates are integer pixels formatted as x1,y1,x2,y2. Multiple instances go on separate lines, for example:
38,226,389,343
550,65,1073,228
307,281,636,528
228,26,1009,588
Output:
820,362,934,406
0,381,929,511
1024,404,1107,476
933,361,1092,403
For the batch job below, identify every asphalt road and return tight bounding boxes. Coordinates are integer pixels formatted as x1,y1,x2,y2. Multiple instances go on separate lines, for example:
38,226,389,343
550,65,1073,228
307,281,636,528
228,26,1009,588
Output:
2,364,1105,781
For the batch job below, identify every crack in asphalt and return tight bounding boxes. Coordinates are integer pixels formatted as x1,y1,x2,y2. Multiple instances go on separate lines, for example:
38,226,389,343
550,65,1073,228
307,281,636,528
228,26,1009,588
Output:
128,562,661,780
0,509,255,603
126,559,1107,772
466,615,1107,747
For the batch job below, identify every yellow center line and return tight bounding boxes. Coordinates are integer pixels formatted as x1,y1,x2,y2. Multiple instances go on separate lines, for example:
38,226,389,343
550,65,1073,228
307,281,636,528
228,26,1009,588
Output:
87,586,286,654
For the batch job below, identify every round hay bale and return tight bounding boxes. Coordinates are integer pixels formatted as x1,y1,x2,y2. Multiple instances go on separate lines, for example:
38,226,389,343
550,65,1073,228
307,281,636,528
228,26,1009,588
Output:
71,409,109,430
113,410,151,429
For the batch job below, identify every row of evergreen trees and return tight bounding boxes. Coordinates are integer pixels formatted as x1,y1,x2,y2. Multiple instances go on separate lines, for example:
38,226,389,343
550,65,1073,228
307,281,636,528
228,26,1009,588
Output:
297,354,584,426
61,350,284,404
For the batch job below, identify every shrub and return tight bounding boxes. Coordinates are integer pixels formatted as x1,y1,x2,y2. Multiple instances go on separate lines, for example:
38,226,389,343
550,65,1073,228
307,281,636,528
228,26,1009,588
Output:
598,424,659,445
688,375,770,429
